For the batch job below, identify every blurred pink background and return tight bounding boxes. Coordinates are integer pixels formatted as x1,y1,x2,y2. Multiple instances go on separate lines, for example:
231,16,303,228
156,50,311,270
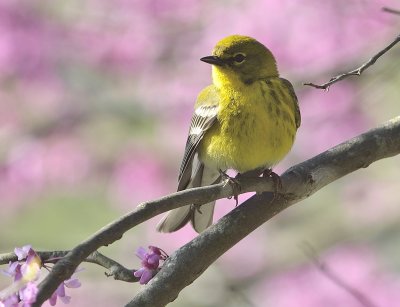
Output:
1,0,400,306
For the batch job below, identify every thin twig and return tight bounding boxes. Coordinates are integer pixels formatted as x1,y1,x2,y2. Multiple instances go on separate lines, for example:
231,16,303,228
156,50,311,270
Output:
382,7,400,15
304,34,400,90
301,243,378,307
0,250,138,283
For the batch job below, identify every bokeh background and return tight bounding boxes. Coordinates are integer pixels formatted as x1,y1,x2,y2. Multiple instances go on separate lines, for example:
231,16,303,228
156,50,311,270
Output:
1,0,400,306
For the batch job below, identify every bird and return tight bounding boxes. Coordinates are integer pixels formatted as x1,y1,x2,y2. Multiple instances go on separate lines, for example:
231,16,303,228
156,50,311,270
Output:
156,35,301,233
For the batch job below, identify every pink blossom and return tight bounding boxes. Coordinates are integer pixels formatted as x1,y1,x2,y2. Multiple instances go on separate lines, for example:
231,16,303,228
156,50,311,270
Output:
134,246,168,284
2,262,22,282
0,293,18,307
14,245,32,261
2,246,41,282
19,282,38,306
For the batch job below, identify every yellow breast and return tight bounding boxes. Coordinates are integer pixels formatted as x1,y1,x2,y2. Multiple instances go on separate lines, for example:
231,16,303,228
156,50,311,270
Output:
198,78,297,173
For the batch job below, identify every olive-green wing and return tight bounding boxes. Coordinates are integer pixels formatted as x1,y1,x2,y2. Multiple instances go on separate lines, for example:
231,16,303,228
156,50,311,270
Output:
280,78,301,129
177,85,220,191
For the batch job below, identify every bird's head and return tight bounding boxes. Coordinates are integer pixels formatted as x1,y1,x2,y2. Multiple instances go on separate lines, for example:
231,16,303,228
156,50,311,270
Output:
201,35,279,86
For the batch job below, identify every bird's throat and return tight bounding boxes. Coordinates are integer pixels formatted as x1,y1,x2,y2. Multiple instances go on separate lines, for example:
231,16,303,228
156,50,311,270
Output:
212,66,246,89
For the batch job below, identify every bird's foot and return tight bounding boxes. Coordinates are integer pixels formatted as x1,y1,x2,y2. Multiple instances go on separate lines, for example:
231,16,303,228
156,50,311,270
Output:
219,170,241,206
263,169,282,201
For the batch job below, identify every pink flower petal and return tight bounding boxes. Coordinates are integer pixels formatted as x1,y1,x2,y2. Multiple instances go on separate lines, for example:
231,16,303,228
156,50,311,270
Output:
14,245,31,260
140,269,153,285
135,247,147,260
134,268,145,278
48,293,57,306
64,278,81,289
59,295,71,304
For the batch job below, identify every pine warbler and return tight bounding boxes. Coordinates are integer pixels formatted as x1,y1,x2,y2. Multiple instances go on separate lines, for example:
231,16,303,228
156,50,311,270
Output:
157,35,301,233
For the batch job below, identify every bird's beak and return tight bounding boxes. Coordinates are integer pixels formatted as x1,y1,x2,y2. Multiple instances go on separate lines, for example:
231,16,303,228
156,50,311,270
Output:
200,56,225,66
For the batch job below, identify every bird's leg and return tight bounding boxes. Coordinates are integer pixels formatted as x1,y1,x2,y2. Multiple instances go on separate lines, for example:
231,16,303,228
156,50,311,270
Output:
263,168,282,200
219,170,241,206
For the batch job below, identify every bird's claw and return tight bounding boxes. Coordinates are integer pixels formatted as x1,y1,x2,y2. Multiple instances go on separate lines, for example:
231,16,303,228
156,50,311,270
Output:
219,170,241,206
263,169,282,201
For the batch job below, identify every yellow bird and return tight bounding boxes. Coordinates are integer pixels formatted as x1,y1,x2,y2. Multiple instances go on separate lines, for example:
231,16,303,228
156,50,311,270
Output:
157,35,301,233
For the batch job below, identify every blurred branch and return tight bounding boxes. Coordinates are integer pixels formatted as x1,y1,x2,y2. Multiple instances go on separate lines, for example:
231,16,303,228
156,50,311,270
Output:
382,7,400,15
0,250,137,283
301,243,378,307
32,116,400,306
304,34,400,90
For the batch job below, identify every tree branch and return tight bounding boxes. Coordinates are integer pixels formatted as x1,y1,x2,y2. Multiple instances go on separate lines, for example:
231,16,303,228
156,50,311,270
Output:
127,116,400,306
0,250,138,283
32,116,400,306
304,34,400,89
382,7,400,15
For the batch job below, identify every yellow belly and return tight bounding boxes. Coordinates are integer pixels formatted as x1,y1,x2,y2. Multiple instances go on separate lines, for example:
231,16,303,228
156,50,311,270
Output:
198,81,296,173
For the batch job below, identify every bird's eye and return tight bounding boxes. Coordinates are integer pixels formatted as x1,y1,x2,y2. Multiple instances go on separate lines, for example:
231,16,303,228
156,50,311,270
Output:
233,53,246,64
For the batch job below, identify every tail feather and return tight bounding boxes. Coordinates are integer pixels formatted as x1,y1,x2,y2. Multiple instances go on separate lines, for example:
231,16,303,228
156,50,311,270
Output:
156,205,192,232
191,201,215,233
156,161,220,233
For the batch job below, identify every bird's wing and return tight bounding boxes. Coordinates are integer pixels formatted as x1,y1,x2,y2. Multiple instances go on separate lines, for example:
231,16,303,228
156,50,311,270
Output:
157,86,220,233
280,78,301,129
178,85,219,191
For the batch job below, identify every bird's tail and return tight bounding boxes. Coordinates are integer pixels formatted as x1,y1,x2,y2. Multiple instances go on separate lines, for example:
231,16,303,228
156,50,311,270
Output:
156,163,220,233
